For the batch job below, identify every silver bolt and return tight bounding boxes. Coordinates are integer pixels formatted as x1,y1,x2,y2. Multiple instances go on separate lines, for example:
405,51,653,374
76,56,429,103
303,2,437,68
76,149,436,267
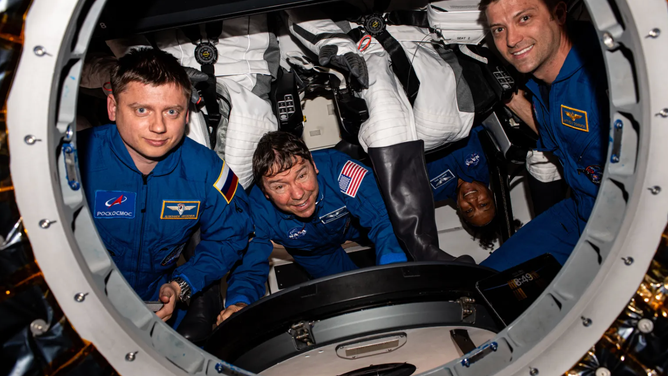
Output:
125,351,138,362
647,28,661,38
74,292,88,302
622,257,634,265
656,108,668,118
24,135,39,145
39,219,55,229
610,154,620,163
581,316,592,327
602,32,615,49
595,367,611,376
30,319,49,336
33,45,47,56
637,318,654,333
529,368,539,376
648,186,661,195
215,363,224,373
64,126,74,141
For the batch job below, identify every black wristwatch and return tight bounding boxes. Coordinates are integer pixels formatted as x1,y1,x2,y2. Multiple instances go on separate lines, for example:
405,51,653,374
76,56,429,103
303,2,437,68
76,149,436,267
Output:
170,277,192,305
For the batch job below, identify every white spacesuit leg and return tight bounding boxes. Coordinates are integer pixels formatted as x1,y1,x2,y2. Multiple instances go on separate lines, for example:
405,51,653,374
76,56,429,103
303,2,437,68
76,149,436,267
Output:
219,75,278,189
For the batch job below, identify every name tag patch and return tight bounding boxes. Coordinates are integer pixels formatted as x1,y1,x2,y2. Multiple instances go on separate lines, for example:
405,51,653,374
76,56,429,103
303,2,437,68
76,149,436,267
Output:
430,169,455,190
319,206,350,224
160,201,200,220
94,190,136,219
561,105,589,132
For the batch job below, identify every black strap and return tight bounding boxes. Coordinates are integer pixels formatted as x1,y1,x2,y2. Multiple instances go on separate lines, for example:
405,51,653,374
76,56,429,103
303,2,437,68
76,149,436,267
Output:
386,11,430,28
291,23,353,45
371,29,420,105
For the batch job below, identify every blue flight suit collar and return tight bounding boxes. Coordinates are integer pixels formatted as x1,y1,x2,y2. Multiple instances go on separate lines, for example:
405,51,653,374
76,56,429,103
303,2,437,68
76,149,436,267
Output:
108,124,182,177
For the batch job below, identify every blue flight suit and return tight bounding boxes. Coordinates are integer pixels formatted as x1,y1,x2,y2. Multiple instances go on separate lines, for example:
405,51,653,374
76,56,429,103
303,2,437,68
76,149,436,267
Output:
482,25,609,271
426,127,489,202
78,124,254,326
225,149,407,306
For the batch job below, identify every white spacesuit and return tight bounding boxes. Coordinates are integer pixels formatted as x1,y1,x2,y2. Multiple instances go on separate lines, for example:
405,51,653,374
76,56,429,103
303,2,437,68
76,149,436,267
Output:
283,4,480,262
106,15,280,189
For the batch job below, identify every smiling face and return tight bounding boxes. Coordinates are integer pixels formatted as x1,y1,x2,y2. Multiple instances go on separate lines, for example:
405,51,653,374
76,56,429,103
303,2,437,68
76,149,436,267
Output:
262,156,320,219
486,0,570,83
456,180,496,227
107,81,189,174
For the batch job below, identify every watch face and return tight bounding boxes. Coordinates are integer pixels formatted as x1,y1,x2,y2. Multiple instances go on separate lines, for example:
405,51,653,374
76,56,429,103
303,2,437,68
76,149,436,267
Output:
194,41,218,65
364,14,386,35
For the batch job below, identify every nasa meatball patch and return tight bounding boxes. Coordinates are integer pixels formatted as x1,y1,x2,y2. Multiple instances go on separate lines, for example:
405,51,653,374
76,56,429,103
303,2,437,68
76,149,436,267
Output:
338,161,368,198
160,201,200,220
561,105,589,132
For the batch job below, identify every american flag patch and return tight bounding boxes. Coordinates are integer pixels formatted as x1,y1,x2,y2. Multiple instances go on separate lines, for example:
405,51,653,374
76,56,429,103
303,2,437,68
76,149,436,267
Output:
214,161,239,204
338,160,368,198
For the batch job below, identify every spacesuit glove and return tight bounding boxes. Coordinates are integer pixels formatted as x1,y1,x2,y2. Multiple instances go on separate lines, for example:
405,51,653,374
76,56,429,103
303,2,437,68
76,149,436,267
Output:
183,67,209,105
318,45,369,89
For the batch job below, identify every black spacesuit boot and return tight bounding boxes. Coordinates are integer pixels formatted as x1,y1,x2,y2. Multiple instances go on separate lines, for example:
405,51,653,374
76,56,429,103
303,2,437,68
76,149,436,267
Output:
368,140,475,263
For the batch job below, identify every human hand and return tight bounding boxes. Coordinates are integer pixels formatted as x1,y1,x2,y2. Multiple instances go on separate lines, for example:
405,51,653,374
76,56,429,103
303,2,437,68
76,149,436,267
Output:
215,302,248,326
155,281,181,321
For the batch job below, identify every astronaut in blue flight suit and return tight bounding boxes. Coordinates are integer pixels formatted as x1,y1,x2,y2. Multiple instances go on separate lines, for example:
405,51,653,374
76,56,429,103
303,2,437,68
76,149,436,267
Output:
479,0,608,270
216,131,407,323
78,48,254,328
426,127,496,228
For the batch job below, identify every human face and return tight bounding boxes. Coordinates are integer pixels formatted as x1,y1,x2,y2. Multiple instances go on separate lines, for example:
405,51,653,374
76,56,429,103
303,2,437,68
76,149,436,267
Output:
486,0,569,83
263,157,319,219
107,81,189,174
457,180,496,227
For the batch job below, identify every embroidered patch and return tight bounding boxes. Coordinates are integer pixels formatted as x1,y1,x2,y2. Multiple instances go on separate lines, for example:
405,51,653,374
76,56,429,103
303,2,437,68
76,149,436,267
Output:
319,206,350,224
288,226,307,240
160,201,200,220
160,243,186,266
465,153,480,167
94,190,136,219
214,161,239,204
338,160,368,198
579,165,602,185
561,105,589,132
430,169,455,190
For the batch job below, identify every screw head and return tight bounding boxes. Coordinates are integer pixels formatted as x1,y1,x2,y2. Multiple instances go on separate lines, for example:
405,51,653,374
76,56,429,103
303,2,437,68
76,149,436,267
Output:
602,32,615,49
33,45,47,56
125,351,138,362
648,28,661,38
614,119,623,129
24,135,37,145
74,292,88,302
649,186,661,195
595,367,611,376
215,363,224,373
622,257,634,265
582,316,592,327
39,219,53,229
656,108,668,118
610,154,620,163
637,318,654,333
490,342,498,351
30,319,49,336
461,358,471,368
529,368,539,376
64,126,74,141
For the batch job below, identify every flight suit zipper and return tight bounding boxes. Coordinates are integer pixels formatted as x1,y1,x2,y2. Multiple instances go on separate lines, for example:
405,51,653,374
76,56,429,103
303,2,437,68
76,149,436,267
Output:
136,174,149,278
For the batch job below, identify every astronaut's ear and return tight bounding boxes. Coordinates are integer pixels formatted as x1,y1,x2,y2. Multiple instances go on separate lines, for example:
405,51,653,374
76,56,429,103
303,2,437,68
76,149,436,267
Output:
310,153,318,174
107,94,117,121
554,1,568,25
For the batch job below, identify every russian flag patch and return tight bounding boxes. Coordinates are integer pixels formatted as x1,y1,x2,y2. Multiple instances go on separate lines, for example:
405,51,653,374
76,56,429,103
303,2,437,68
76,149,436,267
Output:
338,160,368,198
214,161,239,204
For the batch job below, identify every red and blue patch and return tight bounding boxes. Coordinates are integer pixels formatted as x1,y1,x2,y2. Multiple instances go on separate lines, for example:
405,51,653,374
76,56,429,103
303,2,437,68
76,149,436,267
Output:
214,162,239,204
338,160,368,198
94,190,136,219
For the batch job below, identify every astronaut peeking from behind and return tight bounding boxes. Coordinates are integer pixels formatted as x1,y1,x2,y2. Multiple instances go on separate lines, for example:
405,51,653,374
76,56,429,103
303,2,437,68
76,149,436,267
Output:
216,131,408,324
77,48,254,329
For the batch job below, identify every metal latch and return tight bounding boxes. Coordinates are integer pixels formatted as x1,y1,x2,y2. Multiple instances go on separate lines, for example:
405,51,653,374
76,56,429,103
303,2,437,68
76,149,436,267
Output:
288,321,315,351
456,296,476,324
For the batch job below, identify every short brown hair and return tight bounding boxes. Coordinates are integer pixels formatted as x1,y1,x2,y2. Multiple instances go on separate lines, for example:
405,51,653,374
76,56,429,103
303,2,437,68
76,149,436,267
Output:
479,0,564,26
111,48,191,100
252,131,313,189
